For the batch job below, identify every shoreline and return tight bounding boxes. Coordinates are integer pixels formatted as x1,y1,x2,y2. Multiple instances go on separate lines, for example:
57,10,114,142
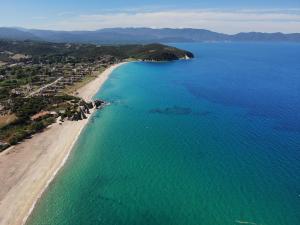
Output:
0,62,127,225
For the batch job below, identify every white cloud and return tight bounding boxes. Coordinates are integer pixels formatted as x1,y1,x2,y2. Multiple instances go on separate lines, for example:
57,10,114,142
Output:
58,12,76,17
31,16,48,20
30,9,300,33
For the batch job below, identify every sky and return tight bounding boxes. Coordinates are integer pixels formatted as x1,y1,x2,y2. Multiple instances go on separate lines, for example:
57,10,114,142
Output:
1,0,300,33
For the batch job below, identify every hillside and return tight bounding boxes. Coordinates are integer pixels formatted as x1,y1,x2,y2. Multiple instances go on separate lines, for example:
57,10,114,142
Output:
0,40,193,62
0,28,299,44
0,28,41,41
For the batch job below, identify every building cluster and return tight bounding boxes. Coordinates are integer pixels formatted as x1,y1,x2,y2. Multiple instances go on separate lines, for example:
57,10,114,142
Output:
0,53,120,117
0,54,119,98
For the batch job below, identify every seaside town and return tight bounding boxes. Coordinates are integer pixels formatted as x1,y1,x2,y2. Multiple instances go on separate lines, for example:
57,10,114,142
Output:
0,52,117,97
0,43,119,150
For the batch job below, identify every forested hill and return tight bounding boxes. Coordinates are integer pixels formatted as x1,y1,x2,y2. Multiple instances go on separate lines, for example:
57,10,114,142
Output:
0,27,299,44
0,40,194,62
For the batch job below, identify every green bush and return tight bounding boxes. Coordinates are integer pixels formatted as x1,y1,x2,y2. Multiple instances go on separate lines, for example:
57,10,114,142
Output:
8,130,29,145
30,121,45,132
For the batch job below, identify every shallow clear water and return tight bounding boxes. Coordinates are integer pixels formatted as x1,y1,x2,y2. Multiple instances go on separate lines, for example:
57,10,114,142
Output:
27,43,300,225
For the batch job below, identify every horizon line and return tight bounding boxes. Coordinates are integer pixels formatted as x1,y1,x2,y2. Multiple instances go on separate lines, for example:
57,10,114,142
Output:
1,26,300,35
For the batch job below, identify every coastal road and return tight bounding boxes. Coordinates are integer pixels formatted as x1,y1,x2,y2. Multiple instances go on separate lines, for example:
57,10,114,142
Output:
27,77,63,97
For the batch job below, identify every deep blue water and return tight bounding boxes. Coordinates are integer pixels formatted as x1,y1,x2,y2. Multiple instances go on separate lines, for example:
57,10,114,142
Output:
28,42,300,225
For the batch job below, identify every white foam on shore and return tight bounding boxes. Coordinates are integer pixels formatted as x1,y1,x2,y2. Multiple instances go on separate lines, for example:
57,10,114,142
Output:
22,110,95,225
235,220,258,225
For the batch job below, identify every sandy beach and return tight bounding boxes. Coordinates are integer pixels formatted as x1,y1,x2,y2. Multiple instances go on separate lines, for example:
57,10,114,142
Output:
0,62,127,225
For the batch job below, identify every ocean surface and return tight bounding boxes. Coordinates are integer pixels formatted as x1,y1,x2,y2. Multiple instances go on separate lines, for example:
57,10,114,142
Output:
27,43,300,225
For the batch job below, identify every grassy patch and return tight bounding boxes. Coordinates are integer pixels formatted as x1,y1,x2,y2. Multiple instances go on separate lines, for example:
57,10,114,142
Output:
63,67,105,95
0,115,56,145
0,114,17,129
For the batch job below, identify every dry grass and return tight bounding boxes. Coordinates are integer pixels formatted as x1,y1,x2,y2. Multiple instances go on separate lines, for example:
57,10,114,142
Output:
0,61,7,66
63,68,105,95
10,54,29,60
63,75,97,95
0,114,17,128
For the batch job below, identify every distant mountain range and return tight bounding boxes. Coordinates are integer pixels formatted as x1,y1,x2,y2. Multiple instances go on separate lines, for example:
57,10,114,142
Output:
0,27,300,44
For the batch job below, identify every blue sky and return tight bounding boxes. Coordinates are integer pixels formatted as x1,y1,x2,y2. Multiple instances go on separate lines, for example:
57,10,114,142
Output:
1,0,300,33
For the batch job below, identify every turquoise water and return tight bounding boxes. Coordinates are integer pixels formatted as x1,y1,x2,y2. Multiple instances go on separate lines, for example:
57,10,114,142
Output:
27,43,300,225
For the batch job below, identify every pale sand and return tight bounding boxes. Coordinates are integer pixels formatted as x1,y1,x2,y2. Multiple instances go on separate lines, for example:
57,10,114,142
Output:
0,62,127,225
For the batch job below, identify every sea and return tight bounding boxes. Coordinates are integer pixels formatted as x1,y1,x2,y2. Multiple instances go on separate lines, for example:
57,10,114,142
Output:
27,42,300,225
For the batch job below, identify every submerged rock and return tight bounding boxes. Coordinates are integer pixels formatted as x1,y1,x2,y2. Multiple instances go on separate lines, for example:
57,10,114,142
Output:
94,99,105,109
